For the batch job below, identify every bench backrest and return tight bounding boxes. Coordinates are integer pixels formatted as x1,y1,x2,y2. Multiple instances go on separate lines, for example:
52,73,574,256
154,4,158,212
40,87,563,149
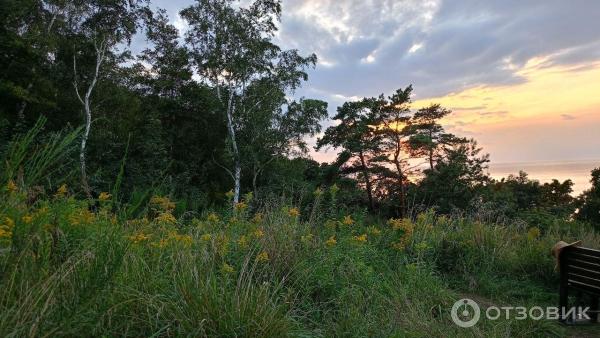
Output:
560,246,600,296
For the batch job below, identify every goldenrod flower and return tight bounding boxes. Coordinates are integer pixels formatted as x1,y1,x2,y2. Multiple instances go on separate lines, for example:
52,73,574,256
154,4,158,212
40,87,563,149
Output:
149,196,176,212
7,180,17,193
55,184,68,197
313,187,323,197
353,233,367,243
325,236,337,247
200,233,212,241
234,202,247,212
342,215,354,226
207,212,220,223
68,209,95,225
256,251,269,262
527,227,541,240
221,262,235,273
22,215,33,224
128,233,150,244
330,184,339,195
225,190,234,199
156,212,176,224
0,228,11,239
367,226,381,235
253,228,265,239
288,207,300,218
251,213,263,223
4,217,15,229
98,192,111,201
237,235,248,249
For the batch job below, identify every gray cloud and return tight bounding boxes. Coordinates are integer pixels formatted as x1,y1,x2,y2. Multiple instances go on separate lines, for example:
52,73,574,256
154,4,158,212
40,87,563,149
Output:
561,114,577,120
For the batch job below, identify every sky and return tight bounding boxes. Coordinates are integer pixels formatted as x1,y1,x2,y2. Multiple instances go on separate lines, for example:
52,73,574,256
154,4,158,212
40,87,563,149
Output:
150,0,600,166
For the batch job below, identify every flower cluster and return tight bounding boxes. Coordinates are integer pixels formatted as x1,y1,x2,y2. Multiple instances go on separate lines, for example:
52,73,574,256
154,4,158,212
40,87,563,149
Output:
55,184,68,198
0,217,15,240
149,196,176,213
342,215,354,226
325,235,337,247
287,207,300,218
527,227,541,241
353,233,368,243
388,218,414,251
69,209,95,226
128,232,150,244
256,251,269,262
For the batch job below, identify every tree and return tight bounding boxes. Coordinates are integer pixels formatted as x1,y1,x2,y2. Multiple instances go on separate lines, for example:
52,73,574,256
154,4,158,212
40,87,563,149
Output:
576,168,600,226
416,139,490,213
181,0,318,204
409,103,465,170
69,0,144,197
317,98,386,211
374,86,414,216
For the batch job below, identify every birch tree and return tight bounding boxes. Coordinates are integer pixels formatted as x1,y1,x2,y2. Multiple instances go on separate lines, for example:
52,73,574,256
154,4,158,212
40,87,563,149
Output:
68,0,143,197
182,0,318,204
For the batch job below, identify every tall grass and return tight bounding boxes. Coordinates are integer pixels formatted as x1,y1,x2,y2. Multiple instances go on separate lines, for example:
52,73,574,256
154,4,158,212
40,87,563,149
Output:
1,128,597,337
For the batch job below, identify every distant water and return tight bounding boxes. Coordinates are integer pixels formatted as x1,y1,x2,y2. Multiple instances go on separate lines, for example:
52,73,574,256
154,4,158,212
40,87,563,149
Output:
488,160,600,196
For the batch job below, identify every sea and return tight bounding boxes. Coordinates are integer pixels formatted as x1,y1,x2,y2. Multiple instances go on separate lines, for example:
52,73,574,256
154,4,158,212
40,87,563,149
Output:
488,159,600,196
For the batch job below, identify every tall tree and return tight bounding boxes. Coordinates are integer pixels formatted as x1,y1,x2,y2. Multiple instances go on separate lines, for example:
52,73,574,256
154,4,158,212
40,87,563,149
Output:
409,103,465,171
374,86,415,216
181,0,317,204
576,168,600,226
317,98,385,211
69,0,144,197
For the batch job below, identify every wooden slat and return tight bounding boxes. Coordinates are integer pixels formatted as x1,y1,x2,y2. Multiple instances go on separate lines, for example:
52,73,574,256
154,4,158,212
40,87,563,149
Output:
571,246,600,258
566,252,600,264
568,265,600,280
567,259,600,271
568,280,600,296
568,273,600,288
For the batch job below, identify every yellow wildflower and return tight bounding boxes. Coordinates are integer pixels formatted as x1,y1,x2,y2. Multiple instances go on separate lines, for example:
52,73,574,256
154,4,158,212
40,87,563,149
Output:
4,217,15,229
388,218,414,236
392,241,406,251
325,236,337,247
201,233,212,241
342,215,354,226
7,180,17,193
253,228,265,239
0,228,11,239
98,192,111,201
55,184,68,197
172,233,193,247
216,234,229,255
353,233,368,243
288,207,300,218
68,209,95,226
251,213,264,223
221,262,235,273
527,227,541,241
256,251,269,263
330,184,339,195
234,202,247,212
22,215,33,224
156,212,176,224
225,190,235,199
207,212,219,223
367,226,381,236
237,235,249,249
149,196,176,212
128,233,150,244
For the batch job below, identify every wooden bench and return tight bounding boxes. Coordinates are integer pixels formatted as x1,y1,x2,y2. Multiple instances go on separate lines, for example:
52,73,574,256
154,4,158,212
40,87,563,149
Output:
559,245,600,323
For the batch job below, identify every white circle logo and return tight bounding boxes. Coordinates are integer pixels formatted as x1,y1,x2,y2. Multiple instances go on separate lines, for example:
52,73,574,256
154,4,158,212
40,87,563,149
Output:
451,298,481,328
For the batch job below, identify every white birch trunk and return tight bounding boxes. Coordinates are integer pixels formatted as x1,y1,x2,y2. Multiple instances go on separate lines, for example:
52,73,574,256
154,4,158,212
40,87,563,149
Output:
225,88,241,204
74,39,106,198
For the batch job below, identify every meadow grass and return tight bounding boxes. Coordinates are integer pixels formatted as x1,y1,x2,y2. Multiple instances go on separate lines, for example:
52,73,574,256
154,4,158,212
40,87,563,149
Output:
2,185,599,337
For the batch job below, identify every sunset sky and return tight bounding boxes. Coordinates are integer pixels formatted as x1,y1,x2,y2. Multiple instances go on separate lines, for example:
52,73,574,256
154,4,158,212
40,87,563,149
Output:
153,0,600,165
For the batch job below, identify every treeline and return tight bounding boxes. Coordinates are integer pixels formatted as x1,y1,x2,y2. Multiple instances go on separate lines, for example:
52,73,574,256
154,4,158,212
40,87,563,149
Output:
1,0,599,226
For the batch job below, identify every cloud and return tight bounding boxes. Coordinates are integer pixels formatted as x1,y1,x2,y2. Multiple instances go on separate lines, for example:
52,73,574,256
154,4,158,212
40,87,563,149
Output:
561,114,576,120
